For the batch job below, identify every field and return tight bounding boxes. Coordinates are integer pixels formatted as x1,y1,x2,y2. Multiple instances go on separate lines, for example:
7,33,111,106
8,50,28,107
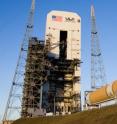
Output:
13,105,117,124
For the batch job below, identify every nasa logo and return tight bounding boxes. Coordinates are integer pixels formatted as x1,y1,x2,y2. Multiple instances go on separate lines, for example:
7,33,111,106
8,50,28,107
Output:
65,17,75,22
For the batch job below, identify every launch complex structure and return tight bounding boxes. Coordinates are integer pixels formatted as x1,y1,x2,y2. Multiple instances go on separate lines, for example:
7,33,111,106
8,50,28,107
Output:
21,10,81,117
2,1,117,124
3,1,81,122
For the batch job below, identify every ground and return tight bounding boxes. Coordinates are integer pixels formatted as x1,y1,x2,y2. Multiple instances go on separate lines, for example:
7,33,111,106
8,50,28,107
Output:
13,105,117,124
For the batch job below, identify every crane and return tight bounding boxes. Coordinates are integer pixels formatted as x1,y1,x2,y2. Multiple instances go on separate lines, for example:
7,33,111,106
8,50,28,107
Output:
91,5,106,89
2,0,35,122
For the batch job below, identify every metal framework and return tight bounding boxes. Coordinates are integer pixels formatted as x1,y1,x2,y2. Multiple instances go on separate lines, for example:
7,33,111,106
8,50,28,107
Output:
21,34,81,117
3,2,81,120
2,0,35,121
91,5,106,89
44,33,81,114
21,38,47,117
46,58,81,114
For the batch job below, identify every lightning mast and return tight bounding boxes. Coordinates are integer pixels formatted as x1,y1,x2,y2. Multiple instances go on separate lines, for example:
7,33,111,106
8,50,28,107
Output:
3,0,35,121
91,5,106,89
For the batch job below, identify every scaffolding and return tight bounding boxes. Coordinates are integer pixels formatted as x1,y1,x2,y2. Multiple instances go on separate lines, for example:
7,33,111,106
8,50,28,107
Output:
46,58,81,114
21,37,46,117
21,36,81,116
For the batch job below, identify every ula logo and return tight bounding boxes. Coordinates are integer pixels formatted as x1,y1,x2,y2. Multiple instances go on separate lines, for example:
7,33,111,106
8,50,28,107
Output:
65,17,75,22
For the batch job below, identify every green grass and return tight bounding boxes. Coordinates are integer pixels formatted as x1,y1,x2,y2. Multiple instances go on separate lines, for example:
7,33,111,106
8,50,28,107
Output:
13,105,117,124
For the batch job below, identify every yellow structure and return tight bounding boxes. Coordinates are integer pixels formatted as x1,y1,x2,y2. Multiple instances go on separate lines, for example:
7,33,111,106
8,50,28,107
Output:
64,74,73,81
3,121,13,124
86,80,117,105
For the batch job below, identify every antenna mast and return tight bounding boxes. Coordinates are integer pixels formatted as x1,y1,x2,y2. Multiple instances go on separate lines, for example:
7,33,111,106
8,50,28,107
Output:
91,5,106,89
3,0,35,121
